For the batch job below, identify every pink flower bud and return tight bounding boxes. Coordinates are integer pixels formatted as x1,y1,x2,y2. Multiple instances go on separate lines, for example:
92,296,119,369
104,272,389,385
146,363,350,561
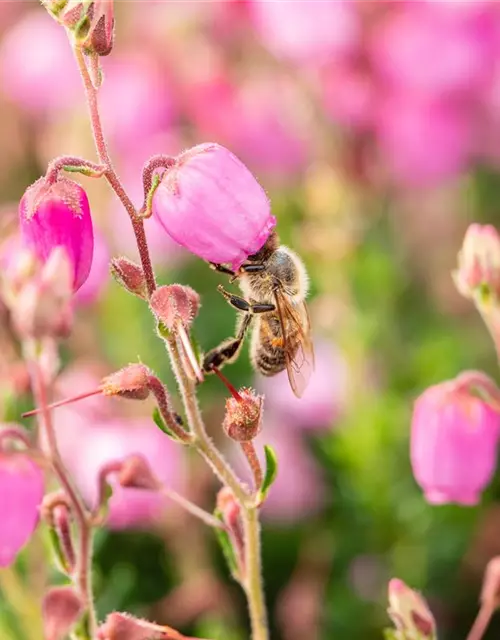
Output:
152,143,276,270
411,380,500,505
223,388,263,442
118,454,159,491
150,284,200,331
97,612,194,640
453,223,500,300
100,363,151,401
42,586,83,640
110,256,147,300
19,176,94,292
388,579,436,640
0,453,44,566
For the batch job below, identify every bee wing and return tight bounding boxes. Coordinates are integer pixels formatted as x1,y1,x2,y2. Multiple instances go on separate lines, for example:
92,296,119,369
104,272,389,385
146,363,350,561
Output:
274,291,315,398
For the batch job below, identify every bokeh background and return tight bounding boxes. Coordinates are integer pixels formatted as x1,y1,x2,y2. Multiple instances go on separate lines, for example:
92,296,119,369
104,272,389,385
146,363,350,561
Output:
1,1,500,638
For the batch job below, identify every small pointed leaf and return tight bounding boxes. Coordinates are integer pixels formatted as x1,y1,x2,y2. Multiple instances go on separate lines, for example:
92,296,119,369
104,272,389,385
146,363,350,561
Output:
257,444,278,504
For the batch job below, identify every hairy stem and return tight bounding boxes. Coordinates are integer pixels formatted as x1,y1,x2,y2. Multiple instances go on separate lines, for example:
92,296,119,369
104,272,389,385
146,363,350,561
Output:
23,341,96,636
72,45,156,297
243,506,268,640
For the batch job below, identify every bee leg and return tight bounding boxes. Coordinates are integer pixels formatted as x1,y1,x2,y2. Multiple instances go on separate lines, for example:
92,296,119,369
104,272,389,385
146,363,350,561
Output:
209,262,236,277
217,285,276,314
240,264,266,274
203,314,252,372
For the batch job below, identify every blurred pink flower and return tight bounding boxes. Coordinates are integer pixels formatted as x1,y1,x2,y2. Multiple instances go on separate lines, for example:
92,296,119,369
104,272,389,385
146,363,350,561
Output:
371,4,495,99
74,229,110,306
250,0,359,66
99,54,176,153
53,412,185,529
0,453,44,566
108,138,188,269
233,415,325,523
152,143,275,269
375,95,473,187
321,61,375,131
19,177,94,292
411,381,500,505
0,11,80,117
257,340,348,431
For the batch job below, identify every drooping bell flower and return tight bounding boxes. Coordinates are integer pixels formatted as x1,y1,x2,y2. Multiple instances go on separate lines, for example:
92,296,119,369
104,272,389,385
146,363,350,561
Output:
152,143,276,270
411,377,500,505
0,453,44,566
19,176,94,292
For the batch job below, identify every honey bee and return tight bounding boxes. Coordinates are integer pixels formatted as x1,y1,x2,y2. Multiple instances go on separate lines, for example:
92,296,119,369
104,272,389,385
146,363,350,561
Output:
203,231,315,398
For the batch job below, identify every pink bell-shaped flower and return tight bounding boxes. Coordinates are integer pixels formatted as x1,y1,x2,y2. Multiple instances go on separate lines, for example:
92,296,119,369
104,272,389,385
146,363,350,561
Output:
152,143,276,270
0,453,44,566
411,379,500,505
19,176,94,292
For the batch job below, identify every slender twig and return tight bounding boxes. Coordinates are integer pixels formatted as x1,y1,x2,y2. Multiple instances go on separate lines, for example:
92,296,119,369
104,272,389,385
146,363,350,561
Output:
159,485,226,530
466,603,496,640
23,340,97,636
72,46,156,298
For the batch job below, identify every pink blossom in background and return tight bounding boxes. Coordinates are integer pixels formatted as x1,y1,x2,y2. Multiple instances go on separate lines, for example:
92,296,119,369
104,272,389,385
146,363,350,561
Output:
0,453,44,566
0,11,80,117
321,61,375,131
375,96,473,188
257,340,348,431
370,4,496,99
99,54,176,153
19,177,94,292
152,143,276,269
108,138,188,269
411,381,500,505
233,415,325,523
74,229,110,307
53,411,184,529
250,0,359,66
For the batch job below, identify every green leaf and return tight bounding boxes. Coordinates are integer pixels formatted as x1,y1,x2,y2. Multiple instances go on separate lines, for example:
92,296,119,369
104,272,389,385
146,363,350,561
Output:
213,509,239,580
152,407,182,442
156,320,170,340
48,528,70,574
257,444,278,504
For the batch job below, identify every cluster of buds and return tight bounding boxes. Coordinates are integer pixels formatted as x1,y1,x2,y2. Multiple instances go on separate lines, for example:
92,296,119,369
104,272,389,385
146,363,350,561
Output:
42,0,114,57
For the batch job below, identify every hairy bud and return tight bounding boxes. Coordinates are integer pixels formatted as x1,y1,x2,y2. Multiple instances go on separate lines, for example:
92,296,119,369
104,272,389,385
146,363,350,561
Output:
100,363,151,400
43,0,114,56
150,284,200,331
223,388,263,442
97,611,196,640
110,257,148,300
118,454,159,491
42,586,83,640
